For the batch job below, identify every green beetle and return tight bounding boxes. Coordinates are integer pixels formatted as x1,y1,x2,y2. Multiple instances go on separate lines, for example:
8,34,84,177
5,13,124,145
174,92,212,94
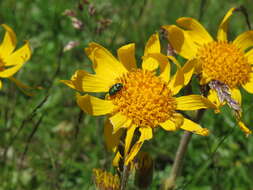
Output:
109,83,123,96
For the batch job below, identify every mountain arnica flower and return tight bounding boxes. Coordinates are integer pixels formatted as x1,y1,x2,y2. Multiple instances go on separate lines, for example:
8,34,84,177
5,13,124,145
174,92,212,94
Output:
163,8,253,135
62,33,216,165
0,24,31,89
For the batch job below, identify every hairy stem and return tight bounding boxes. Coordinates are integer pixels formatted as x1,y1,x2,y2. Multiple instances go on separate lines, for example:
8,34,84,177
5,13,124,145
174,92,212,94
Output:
120,164,130,190
161,110,205,190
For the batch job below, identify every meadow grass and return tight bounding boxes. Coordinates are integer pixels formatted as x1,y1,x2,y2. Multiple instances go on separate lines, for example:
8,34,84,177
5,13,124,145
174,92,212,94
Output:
0,0,253,189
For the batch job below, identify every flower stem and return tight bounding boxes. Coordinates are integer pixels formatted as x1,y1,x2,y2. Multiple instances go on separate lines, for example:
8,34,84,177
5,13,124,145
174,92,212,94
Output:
120,164,130,190
161,110,205,190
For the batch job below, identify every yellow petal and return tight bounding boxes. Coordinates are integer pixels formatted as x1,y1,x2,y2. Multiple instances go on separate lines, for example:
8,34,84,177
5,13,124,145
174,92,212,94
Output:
181,59,196,86
233,31,253,51
76,94,114,116
168,68,184,95
142,53,169,72
242,72,253,93
217,8,236,41
125,125,137,156
61,70,114,92
0,24,17,56
138,127,153,142
207,89,222,112
109,113,130,133
112,151,122,167
125,141,144,165
0,80,2,89
79,71,113,92
180,118,209,136
142,56,159,71
0,63,23,78
167,55,181,68
160,119,178,131
0,41,31,78
231,88,241,105
125,127,152,165
162,25,198,59
245,49,253,64
167,55,193,93
4,41,31,66
61,70,86,92
238,121,251,135
172,113,185,128
117,43,137,70
104,119,123,152
159,58,171,82
176,17,213,45
176,95,217,110
144,33,160,55
85,42,127,78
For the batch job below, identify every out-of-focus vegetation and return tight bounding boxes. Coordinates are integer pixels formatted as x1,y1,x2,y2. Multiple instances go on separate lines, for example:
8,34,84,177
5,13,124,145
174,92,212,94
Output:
0,0,253,189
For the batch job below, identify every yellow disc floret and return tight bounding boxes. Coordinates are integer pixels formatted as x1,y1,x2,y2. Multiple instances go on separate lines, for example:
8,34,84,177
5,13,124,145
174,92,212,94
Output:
197,41,252,88
110,69,176,128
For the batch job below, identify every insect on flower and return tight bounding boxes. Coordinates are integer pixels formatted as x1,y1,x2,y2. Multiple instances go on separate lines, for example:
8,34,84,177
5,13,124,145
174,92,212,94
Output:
109,83,123,96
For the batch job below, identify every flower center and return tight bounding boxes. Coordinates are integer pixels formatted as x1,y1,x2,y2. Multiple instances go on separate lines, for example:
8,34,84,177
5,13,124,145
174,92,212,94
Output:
197,41,252,88
110,69,176,128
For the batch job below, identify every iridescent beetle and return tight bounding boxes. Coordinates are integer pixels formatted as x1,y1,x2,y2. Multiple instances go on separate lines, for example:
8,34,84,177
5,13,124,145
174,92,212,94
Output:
109,83,123,96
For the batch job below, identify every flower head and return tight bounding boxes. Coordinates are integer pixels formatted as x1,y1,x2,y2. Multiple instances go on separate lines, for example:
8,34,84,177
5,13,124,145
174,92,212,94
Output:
62,34,215,165
163,8,253,135
93,168,120,190
0,24,31,89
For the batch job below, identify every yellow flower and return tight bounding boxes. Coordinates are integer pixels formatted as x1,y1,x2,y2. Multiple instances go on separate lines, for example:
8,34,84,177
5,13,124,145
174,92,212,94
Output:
93,168,120,190
163,8,253,135
62,34,215,165
0,24,31,89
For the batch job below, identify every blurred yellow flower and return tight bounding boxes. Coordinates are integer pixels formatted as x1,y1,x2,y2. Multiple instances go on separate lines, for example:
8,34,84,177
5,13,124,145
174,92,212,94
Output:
62,34,215,165
0,24,31,89
93,168,120,190
163,8,253,135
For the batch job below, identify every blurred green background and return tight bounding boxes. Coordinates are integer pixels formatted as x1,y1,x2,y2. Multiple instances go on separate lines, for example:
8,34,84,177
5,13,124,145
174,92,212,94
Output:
0,0,253,189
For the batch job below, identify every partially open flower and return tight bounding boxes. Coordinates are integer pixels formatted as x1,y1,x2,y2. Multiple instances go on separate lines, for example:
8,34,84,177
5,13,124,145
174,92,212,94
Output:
163,8,253,135
62,34,216,165
0,24,31,89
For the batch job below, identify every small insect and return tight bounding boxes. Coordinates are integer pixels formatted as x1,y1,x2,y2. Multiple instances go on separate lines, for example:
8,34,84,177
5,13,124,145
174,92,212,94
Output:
109,83,123,96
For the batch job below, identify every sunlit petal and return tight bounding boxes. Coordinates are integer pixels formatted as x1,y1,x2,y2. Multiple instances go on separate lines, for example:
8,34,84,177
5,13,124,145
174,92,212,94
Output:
117,43,137,70
162,25,198,59
0,24,17,56
217,8,236,41
180,118,209,136
85,42,127,78
160,119,178,131
233,31,253,51
109,113,130,133
4,41,31,66
76,94,115,116
144,33,160,55
242,73,253,93
125,125,137,156
104,118,123,152
176,95,217,110
176,17,213,45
